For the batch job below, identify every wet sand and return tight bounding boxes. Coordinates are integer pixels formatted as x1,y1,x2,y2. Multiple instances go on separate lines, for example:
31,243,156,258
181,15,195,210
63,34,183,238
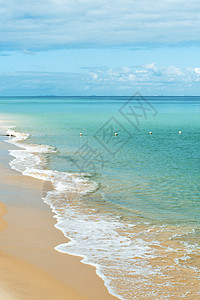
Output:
0,138,117,300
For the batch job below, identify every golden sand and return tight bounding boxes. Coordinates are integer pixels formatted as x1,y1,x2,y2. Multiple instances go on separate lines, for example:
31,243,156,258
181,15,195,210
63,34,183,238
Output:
0,141,117,300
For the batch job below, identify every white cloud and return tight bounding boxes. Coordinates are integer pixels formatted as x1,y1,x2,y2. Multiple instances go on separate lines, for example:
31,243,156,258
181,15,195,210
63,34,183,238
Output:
166,66,184,77
194,67,200,75
128,74,136,81
87,64,200,85
90,72,98,80
0,0,200,50
0,63,200,95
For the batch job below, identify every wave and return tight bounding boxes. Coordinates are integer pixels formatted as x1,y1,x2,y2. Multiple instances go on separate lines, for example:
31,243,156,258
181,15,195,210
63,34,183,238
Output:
4,128,200,300
5,129,97,195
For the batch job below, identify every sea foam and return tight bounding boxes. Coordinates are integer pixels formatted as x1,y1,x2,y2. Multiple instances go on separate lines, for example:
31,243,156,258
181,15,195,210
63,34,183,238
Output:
4,128,200,300
6,129,97,195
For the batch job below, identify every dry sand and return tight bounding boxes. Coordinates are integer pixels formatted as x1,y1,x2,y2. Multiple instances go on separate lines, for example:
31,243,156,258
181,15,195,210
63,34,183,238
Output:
0,139,117,300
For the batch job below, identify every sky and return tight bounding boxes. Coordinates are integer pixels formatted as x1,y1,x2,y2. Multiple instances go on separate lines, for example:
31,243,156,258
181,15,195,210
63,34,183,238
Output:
0,0,200,96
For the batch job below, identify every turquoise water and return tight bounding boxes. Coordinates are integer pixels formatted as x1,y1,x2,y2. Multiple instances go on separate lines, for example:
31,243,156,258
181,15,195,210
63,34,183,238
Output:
1,96,200,299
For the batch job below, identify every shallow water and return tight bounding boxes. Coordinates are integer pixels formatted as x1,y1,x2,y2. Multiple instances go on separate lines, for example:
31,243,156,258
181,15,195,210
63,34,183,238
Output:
0,96,200,299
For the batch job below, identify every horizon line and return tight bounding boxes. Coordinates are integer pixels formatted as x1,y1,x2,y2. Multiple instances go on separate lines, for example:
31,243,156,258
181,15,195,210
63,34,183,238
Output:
0,95,200,98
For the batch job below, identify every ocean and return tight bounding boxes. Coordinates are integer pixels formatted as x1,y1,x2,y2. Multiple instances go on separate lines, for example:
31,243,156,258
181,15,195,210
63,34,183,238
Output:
0,95,200,299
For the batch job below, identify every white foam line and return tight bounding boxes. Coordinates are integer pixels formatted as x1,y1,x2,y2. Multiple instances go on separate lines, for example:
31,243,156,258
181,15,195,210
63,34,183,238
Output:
4,127,200,300
44,194,126,300
4,128,122,298
5,129,97,194
5,128,120,298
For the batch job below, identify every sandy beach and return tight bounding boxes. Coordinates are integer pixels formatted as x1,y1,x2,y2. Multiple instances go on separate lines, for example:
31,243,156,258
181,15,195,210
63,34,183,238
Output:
0,137,117,300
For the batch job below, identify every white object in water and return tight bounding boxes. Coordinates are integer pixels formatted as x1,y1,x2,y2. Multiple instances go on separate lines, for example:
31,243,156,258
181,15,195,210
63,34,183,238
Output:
80,132,83,136
115,133,118,136
149,131,152,135
179,131,182,134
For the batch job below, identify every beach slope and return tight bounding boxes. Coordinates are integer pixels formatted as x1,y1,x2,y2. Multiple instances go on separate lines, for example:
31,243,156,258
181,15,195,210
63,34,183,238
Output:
0,139,117,300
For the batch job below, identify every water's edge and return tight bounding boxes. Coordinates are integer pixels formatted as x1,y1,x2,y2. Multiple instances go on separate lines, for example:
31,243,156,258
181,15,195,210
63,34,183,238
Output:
4,127,123,300
2,126,200,300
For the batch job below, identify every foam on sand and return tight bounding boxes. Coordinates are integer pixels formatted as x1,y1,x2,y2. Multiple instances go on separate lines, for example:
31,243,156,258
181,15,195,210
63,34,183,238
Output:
4,128,200,300
5,129,97,195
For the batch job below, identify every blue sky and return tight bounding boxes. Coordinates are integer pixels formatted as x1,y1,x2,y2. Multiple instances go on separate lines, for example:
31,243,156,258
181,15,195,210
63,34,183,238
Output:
0,0,200,96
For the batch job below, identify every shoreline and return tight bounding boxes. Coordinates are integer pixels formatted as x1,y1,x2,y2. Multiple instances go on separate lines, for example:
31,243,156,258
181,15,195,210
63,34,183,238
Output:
0,137,117,300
